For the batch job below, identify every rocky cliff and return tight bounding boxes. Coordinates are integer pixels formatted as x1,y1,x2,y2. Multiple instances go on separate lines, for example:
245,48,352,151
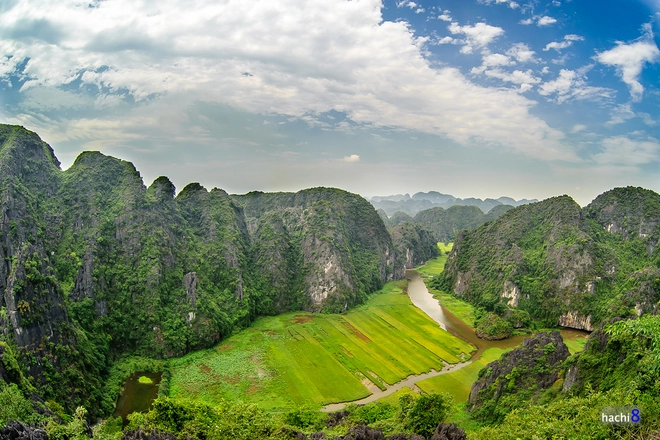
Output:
468,331,570,424
438,188,660,330
232,188,398,312
0,124,415,416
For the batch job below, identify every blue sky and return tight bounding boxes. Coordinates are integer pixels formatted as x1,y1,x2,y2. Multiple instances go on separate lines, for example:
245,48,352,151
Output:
0,0,659,205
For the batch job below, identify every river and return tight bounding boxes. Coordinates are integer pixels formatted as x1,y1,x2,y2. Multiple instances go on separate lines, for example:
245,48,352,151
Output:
322,269,589,411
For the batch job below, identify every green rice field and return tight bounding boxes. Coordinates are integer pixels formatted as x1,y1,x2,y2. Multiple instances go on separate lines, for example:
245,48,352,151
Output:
416,242,452,276
168,281,475,411
564,336,588,354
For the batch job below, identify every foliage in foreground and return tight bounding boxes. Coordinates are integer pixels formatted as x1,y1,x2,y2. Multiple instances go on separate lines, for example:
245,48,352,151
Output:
470,388,658,440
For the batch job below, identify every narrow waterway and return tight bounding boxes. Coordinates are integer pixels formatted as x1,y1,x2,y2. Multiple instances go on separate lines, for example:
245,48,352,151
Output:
323,269,589,411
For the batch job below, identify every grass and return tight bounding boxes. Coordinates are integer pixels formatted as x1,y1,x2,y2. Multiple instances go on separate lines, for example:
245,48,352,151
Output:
429,289,477,328
415,347,508,403
168,281,474,412
138,376,154,385
564,337,587,355
416,243,452,277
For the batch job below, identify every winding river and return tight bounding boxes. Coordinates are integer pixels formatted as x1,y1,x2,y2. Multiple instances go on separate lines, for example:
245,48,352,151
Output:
322,269,588,411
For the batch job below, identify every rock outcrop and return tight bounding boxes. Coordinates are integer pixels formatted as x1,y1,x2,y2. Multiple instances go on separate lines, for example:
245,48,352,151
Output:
468,332,570,424
558,311,593,331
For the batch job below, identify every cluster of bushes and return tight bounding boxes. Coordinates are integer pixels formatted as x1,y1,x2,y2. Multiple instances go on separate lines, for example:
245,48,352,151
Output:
0,390,460,440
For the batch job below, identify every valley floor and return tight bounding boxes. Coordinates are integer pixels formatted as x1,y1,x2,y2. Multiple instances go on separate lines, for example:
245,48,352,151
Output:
168,280,474,411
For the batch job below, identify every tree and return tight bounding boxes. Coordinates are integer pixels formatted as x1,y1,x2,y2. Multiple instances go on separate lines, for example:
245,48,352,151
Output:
401,393,453,438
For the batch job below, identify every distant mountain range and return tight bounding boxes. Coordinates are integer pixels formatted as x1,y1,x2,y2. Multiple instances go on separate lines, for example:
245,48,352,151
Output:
370,191,538,217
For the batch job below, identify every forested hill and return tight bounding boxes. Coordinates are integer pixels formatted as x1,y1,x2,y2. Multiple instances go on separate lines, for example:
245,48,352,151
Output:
0,124,424,415
438,188,660,331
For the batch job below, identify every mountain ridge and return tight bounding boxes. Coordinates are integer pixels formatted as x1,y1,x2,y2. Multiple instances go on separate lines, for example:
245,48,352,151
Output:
0,124,427,415
436,188,660,331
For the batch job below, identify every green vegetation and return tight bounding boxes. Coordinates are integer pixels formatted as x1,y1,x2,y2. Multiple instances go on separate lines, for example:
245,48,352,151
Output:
415,242,479,328
563,337,587,355
471,388,651,440
416,242,451,276
0,382,43,426
416,348,508,403
138,376,154,385
430,290,477,328
436,189,660,329
399,392,453,438
2,124,660,440
475,313,513,340
412,205,508,243
1,125,423,420
169,281,474,410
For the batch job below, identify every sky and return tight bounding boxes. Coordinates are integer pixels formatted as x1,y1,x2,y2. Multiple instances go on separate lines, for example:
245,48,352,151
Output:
1,0,659,206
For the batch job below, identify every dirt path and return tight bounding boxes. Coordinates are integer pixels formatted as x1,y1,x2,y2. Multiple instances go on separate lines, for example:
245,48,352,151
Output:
321,359,472,412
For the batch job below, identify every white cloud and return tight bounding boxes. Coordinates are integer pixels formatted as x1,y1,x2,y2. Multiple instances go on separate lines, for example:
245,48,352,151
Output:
396,1,417,8
484,68,541,86
605,104,636,126
593,136,660,165
544,34,584,52
571,124,587,133
0,0,573,162
471,50,540,93
448,21,505,54
539,69,613,103
437,36,456,44
343,154,360,162
480,0,519,9
519,18,534,25
471,53,514,74
595,25,660,102
640,113,658,126
537,16,557,26
507,43,536,63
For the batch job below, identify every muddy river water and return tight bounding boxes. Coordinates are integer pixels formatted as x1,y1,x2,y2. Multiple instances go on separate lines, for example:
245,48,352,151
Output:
323,269,589,411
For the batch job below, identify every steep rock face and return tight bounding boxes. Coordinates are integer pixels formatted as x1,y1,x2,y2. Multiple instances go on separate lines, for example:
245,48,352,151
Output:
468,332,570,424
442,196,597,326
0,126,107,414
233,188,396,312
583,186,660,242
388,223,438,272
558,311,593,331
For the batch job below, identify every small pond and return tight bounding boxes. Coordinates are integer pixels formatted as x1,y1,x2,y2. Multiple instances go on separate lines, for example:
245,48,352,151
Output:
113,371,162,426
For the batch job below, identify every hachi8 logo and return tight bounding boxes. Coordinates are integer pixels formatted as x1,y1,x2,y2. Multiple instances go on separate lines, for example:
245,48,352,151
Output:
601,407,641,424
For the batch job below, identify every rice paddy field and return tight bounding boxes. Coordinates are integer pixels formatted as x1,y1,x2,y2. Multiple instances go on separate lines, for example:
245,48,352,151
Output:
416,242,452,277
168,280,475,411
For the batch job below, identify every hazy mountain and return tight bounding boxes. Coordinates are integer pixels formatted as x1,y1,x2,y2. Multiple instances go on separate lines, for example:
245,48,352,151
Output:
370,192,537,216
